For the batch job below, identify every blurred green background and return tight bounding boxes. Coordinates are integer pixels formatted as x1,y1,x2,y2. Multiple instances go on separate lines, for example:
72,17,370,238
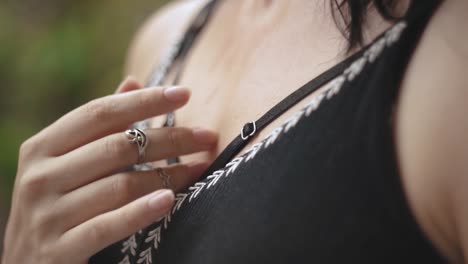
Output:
0,0,170,253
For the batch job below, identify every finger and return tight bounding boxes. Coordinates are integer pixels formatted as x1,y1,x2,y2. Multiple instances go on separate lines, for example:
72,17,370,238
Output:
58,162,208,231
56,127,217,190
60,189,175,261
38,85,191,156
115,76,141,94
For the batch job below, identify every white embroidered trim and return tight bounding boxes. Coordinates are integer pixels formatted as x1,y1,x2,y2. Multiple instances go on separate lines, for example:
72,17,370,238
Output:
121,235,137,256
118,255,131,264
117,21,407,264
137,248,152,264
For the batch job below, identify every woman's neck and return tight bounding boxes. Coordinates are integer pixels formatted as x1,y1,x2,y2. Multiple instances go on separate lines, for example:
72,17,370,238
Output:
231,0,410,51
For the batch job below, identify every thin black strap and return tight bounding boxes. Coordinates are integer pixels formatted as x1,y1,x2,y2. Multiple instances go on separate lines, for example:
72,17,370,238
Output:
201,48,366,178
162,0,220,137
136,0,219,165
201,0,443,178
144,0,219,89
168,0,223,87
166,0,220,165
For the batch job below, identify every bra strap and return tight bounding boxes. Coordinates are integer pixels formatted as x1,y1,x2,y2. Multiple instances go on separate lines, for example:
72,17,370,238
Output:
144,0,219,89
202,48,365,178
202,0,443,179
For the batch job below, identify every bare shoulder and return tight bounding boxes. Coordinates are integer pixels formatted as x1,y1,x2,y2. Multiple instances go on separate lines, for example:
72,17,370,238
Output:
396,0,468,262
125,0,211,83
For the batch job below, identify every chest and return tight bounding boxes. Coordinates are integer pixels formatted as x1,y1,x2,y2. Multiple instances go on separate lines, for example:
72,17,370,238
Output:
148,2,394,163
132,78,445,263
156,3,353,159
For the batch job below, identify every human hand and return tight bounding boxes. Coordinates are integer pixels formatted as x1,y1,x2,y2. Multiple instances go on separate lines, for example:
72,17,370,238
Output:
1,77,217,263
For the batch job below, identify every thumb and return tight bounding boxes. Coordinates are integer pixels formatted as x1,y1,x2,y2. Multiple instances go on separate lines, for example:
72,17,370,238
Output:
114,76,142,94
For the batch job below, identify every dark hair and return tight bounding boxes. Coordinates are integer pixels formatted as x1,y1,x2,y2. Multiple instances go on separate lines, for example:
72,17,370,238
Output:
332,0,405,50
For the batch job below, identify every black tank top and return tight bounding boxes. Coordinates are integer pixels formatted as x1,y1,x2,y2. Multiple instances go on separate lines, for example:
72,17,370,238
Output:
92,1,448,263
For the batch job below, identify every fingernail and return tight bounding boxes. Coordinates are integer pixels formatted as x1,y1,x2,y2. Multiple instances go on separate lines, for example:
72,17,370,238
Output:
163,86,190,102
148,190,174,211
192,127,218,144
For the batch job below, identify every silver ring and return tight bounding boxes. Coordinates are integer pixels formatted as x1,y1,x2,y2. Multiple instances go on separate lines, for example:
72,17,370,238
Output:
156,167,172,189
125,128,148,164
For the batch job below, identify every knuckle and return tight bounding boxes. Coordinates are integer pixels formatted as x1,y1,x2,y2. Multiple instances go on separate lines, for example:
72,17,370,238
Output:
31,210,52,234
136,91,154,109
87,221,107,244
103,135,128,158
19,136,40,159
111,175,135,204
167,128,184,153
19,168,51,194
83,99,113,122
117,209,138,232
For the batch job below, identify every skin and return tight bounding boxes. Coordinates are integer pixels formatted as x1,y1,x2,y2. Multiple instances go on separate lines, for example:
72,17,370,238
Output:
3,0,468,263
2,79,218,263
128,0,468,262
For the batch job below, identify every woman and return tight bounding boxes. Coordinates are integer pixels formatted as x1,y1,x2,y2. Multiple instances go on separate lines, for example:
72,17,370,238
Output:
2,0,466,263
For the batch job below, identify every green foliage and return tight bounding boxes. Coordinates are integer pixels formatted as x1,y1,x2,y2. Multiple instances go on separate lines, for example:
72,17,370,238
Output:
0,0,169,211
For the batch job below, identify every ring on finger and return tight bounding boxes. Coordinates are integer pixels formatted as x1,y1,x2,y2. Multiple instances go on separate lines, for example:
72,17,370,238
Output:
124,128,148,164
